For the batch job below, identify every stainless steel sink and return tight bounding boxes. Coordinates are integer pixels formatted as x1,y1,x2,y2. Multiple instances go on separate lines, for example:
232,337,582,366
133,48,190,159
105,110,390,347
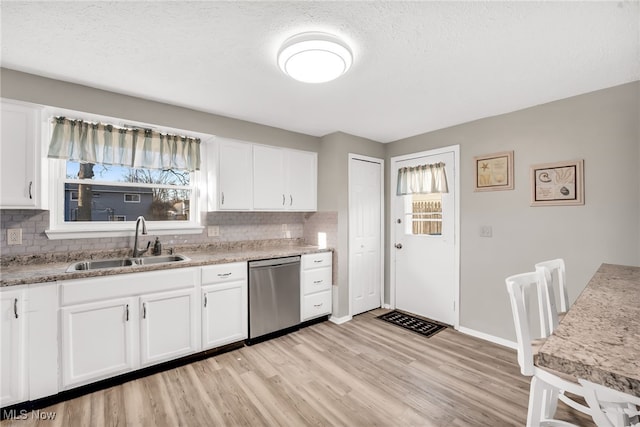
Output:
132,254,190,265
66,254,190,272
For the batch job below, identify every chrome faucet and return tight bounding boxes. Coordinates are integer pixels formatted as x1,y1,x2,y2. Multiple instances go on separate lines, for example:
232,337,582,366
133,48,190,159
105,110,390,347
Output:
132,216,149,257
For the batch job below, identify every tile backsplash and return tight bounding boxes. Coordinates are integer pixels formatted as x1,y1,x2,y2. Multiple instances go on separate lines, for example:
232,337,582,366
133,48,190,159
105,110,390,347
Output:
0,210,338,259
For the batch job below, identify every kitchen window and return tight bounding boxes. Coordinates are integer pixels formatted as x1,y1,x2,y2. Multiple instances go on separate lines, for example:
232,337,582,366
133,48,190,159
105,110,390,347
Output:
45,111,207,239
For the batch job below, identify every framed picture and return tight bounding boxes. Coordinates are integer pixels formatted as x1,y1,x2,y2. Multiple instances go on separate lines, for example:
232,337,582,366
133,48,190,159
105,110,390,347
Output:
474,151,514,191
530,159,584,206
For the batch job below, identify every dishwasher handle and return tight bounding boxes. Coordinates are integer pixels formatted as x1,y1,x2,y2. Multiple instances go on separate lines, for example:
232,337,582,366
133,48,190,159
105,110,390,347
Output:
249,256,300,269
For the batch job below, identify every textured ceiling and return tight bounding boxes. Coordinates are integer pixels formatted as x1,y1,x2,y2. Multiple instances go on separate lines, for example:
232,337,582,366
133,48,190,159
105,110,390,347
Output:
2,1,639,143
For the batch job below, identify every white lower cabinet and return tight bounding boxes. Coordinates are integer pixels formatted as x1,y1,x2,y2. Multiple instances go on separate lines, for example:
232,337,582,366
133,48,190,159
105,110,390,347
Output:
59,268,199,390
0,287,27,407
140,288,198,367
0,283,58,407
201,262,248,349
301,252,333,321
61,297,137,388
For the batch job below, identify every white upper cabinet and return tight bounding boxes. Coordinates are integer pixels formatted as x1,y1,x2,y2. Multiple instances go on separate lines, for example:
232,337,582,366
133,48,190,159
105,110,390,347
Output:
1,100,41,208
253,145,317,211
215,139,253,210
253,145,287,210
286,149,317,211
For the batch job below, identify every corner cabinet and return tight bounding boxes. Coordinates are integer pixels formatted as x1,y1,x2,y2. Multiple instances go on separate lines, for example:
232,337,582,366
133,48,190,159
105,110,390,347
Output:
0,287,27,407
253,145,317,211
300,252,333,321
0,283,58,408
0,100,42,209
201,262,248,349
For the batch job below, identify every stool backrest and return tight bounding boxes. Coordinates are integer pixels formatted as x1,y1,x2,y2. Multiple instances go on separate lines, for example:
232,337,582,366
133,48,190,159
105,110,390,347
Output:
535,258,569,336
505,271,542,376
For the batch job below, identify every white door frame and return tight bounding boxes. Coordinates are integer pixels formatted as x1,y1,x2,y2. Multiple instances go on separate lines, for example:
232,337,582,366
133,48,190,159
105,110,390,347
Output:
348,153,385,317
389,145,460,329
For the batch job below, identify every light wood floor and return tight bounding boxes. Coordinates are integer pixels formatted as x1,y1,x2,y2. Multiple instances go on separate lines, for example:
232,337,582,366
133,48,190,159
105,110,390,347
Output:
2,309,594,427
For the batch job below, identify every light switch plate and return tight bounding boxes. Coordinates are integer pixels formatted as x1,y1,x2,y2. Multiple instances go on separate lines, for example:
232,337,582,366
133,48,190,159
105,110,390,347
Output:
207,226,220,237
8,228,22,245
480,226,493,238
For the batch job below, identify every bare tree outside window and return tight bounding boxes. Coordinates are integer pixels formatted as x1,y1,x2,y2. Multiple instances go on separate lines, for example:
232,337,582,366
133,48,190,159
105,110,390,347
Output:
64,162,192,222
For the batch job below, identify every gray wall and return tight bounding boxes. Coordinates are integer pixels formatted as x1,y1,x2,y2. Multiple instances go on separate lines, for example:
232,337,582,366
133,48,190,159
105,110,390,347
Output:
318,132,385,318
0,68,320,152
386,81,640,341
2,68,639,342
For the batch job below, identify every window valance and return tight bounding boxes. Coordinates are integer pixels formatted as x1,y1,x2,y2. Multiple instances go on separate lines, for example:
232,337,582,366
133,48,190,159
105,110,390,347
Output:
397,162,448,195
47,117,201,171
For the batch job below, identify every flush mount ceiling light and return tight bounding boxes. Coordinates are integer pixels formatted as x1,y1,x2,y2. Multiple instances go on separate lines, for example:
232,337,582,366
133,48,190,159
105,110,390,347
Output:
277,32,352,83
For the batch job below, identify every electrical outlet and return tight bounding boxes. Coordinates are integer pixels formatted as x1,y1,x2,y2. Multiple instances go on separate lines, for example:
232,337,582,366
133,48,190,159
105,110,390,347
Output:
207,226,220,237
7,228,22,245
480,226,493,238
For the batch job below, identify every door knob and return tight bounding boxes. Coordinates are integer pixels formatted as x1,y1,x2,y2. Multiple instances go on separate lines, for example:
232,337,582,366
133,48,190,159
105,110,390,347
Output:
395,243,403,249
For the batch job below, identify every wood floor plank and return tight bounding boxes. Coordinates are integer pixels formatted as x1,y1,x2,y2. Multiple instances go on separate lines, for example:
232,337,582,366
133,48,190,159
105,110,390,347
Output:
1,308,595,426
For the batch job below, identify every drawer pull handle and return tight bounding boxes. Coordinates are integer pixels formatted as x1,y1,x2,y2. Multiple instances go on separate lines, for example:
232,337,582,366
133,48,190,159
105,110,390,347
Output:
204,294,208,308
313,280,323,284
125,304,129,322
313,260,323,263
14,298,18,319
313,303,323,308
217,272,232,277
143,303,147,319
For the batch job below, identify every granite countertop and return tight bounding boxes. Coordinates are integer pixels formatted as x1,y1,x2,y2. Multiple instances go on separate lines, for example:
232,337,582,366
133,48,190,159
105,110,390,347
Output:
0,242,332,287
536,263,640,397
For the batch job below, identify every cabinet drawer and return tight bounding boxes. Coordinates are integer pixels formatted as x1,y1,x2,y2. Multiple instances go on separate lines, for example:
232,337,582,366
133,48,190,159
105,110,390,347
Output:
302,290,332,321
301,252,332,270
302,268,332,295
201,262,247,284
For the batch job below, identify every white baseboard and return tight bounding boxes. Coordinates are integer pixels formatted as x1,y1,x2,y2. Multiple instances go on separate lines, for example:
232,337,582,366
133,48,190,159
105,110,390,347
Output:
382,304,391,309
329,315,352,325
457,326,517,349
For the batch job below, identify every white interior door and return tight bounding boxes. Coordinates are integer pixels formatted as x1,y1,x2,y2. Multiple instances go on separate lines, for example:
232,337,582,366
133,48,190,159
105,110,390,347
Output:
350,156,383,315
393,150,457,325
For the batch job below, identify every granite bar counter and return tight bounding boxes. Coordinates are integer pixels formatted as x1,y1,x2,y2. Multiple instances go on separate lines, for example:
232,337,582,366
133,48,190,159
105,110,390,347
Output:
0,240,332,287
535,263,640,397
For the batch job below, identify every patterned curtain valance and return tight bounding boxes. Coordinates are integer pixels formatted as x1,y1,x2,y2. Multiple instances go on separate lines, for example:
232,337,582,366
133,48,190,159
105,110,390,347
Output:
47,117,201,171
396,162,449,195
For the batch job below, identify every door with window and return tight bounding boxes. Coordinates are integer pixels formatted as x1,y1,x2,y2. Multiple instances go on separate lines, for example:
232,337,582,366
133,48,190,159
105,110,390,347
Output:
393,149,457,325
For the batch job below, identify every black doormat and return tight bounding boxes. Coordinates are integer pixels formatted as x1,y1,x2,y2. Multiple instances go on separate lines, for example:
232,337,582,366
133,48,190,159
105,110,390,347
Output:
377,310,447,338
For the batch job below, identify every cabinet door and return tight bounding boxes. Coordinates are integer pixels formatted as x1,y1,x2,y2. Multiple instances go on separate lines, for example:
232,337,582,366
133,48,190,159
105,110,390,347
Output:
61,297,136,389
218,140,253,210
286,150,317,211
0,101,39,208
202,280,247,349
140,288,198,367
0,289,26,406
253,145,286,210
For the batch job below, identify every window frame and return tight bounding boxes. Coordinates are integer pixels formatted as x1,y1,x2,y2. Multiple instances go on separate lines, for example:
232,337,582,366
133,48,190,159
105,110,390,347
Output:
43,107,209,240
123,193,141,203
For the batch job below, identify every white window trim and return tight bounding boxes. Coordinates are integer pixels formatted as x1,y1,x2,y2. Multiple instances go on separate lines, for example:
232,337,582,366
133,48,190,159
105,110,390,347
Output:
123,193,141,203
42,107,213,240
46,158,204,239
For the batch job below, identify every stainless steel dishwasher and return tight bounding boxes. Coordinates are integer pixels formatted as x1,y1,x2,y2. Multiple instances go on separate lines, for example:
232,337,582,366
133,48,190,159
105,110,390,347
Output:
248,256,301,342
